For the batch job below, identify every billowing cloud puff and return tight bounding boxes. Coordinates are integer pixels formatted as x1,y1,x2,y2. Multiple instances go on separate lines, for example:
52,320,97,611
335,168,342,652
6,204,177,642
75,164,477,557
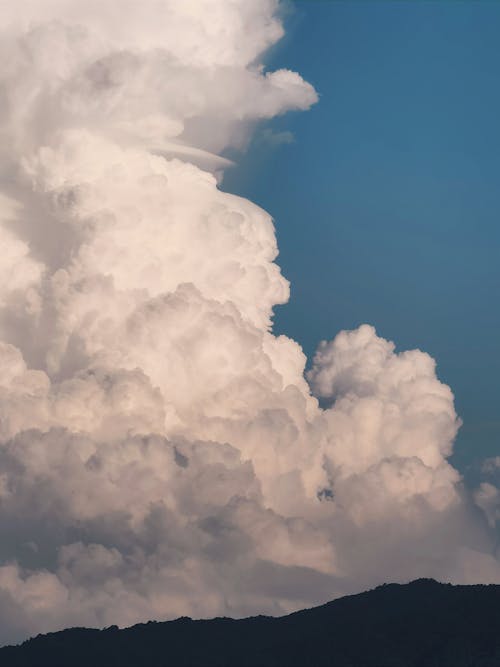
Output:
474,458,500,528
0,0,498,647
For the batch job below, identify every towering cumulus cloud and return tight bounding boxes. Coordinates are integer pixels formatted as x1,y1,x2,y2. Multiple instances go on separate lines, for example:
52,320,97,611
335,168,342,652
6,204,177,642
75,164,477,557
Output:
0,0,498,645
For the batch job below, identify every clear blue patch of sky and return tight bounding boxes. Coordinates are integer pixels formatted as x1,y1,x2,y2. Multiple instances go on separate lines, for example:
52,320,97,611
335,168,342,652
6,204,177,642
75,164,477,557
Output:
222,0,500,474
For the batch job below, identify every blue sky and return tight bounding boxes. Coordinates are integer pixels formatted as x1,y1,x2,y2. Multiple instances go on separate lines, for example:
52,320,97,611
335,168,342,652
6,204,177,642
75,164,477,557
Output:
223,0,500,475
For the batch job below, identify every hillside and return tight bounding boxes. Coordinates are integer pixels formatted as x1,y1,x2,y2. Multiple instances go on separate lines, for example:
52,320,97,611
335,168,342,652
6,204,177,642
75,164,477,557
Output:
1,579,499,666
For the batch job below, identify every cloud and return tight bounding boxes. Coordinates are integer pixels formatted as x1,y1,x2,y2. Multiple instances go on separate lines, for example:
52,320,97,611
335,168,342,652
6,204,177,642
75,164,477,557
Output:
474,458,500,528
0,0,497,646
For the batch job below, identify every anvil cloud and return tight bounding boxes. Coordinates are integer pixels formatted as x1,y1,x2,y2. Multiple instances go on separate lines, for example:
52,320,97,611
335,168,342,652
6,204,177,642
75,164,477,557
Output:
0,0,498,645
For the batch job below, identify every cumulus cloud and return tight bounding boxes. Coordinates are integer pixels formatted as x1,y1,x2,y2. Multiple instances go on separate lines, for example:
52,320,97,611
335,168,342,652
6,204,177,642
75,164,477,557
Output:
474,458,500,528
0,0,498,646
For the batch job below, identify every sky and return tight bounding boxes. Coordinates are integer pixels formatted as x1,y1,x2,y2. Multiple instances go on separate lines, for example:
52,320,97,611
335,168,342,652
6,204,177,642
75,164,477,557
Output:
223,0,500,476
0,0,499,647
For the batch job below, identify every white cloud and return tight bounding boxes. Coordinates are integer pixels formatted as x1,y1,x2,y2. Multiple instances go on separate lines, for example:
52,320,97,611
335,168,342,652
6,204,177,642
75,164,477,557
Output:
0,0,497,647
474,483,500,527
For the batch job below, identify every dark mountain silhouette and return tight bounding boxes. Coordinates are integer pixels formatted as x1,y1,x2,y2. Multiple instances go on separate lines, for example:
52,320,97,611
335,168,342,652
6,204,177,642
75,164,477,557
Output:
1,579,500,666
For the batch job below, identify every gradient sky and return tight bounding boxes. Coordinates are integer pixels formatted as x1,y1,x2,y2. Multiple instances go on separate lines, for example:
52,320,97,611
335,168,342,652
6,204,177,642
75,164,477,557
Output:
223,0,500,478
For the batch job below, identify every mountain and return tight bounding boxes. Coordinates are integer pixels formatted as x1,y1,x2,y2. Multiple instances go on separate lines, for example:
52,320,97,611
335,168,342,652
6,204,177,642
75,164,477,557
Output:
1,579,499,666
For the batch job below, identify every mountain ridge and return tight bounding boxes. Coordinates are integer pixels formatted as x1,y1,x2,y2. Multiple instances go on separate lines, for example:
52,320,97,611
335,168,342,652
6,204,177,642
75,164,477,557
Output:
1,578,499,666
